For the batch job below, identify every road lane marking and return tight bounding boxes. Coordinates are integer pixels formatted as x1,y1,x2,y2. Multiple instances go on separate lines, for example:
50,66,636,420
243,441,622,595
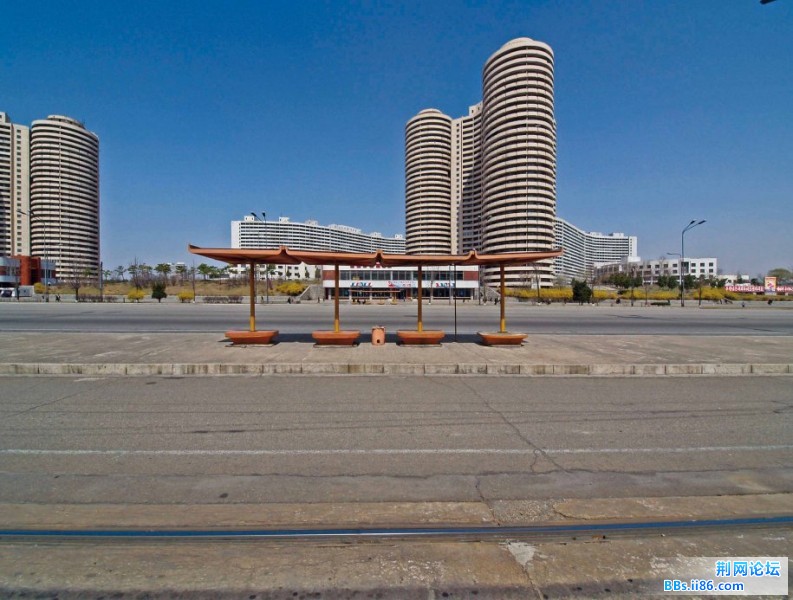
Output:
1,445,791,456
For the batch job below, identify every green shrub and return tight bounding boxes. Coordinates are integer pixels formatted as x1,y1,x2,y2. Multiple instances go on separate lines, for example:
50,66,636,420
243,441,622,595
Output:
151,282,167,303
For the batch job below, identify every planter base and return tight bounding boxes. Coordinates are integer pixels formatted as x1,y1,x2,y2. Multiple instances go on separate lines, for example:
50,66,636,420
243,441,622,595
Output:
225,330,279,345
312,330,361,346
397,330,445,345
478,331,527,346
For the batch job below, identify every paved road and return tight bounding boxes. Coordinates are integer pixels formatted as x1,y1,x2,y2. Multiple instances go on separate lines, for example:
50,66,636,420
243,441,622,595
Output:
1,301,792,335
2,375,791,505
3,374,791,598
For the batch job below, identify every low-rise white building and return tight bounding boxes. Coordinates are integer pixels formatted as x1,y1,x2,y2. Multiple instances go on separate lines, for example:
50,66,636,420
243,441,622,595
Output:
231,215,406,280
594,257,719,285
321,265,480,302
553,218,638,282
233,215,405,253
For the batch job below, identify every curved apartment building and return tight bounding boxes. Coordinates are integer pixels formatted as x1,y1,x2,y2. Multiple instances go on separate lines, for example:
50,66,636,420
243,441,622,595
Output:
481,38,556,285
404,109,453,254
30,115,100,280
406,38,557,286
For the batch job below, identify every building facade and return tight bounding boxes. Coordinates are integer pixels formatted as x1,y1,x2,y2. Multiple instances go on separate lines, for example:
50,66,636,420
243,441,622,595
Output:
453,104,483,256
405,109,454,254
29,115,100,281
594,257,718,285
553,218,638,282
406,37,557,288
232,215,406,280
0,112,31,257
0,255,56,289
321,265,480,302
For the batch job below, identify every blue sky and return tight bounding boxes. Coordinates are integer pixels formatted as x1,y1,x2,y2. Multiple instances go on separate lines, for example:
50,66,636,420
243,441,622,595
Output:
2,0,791,276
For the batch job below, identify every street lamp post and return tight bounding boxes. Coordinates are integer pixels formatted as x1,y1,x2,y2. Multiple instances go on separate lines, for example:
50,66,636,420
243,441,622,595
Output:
250,212,268,303
679,220,706,307
17,209,49,301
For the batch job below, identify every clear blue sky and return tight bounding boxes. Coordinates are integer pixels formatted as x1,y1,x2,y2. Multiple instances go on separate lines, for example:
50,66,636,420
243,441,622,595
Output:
2,0,791,276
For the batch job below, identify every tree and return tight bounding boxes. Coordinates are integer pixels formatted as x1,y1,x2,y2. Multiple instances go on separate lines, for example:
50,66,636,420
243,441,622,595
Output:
68,269,92,301
767,268,793,282
683,274,696,290
175,264,188,284
571,279,592,304
139,264,153,286
115,265,126,282
128,260,141,288
197,263,213,281
151,282,167,303
154,263,172,282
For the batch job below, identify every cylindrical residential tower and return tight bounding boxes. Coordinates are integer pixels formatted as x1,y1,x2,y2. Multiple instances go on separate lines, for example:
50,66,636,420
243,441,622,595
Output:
405,109,453,254
481,37,556,286
30,115,100,281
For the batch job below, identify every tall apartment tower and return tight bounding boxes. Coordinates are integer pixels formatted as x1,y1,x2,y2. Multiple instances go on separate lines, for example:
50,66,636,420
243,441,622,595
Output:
406,37,557,287
404,109,454,254
30,115,100,280
453,103,483,256
0,112,31,257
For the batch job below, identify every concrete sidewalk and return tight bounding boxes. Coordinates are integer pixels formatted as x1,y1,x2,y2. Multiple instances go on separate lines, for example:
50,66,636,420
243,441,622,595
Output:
0,331,792,376
2,494,790,598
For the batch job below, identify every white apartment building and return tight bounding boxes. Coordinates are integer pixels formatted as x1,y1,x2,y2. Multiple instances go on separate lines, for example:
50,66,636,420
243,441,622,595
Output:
0,112,31,257
406,37,557,288
30,115,100,280
594,257,719,285
554,218,638,282
231,215,406,280
405,109,454,254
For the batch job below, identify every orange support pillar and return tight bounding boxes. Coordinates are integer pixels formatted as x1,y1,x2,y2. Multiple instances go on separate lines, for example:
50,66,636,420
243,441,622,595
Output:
417,265,423,333
500,264,506,333
334,264,340,333
249,261,256,332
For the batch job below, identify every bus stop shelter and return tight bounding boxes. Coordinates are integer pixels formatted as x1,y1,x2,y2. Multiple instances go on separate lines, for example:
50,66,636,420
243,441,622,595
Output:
188,245,562,345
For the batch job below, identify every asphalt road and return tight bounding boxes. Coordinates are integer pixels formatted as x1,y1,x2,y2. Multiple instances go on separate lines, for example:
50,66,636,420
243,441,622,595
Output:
2,375,791,505
1,301,792,335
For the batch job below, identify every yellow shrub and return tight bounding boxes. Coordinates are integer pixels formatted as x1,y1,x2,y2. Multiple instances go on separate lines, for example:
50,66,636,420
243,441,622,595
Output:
275,281,307,296
127,288,145,302
593,289,617,300
178,290,195,303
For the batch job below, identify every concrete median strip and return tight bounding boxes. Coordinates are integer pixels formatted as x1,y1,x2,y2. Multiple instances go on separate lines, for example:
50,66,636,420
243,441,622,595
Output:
0,361,790,377
2,493,790,530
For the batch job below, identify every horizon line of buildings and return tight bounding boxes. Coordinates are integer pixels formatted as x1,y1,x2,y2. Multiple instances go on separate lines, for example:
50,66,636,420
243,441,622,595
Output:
4,37,723,294
229,212,643,283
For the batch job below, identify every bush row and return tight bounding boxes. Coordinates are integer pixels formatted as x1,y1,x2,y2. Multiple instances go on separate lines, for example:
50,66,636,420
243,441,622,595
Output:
203,295,243,304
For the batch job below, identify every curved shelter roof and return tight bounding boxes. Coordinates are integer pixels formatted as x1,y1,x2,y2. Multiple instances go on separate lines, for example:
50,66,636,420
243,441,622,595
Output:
188,245,563,266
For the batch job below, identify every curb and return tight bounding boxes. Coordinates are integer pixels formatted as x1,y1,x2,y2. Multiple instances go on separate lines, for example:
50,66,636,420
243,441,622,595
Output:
0,362,791,377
